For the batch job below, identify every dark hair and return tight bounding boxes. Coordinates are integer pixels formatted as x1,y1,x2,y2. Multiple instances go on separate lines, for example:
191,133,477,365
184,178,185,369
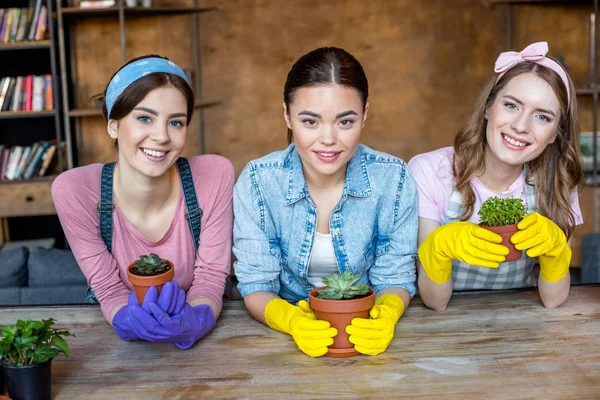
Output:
283,47,369,143
94,55,195,149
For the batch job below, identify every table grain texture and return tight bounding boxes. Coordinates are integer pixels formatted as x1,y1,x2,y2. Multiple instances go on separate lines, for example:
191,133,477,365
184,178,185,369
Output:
1,286,599,399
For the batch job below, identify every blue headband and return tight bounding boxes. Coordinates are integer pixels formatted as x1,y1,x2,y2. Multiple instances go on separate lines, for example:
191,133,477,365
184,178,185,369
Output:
105,57,189,119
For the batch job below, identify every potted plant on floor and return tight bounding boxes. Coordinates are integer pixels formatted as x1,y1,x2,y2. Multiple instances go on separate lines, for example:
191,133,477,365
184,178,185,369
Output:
127,253,174,305
308,270,375,358
0,318,71,400
478,196,527,262
0,364,4,397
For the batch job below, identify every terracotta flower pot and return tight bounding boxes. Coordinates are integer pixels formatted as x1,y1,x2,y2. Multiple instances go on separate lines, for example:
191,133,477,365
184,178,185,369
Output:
481,224,522,262
127,261,174,305
308,288,375,358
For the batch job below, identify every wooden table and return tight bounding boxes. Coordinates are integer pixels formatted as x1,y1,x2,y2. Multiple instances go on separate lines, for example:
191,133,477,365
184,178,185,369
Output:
1,286,599,399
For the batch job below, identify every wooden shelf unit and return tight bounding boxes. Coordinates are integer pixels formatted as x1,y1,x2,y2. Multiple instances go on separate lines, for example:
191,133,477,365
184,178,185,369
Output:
0,40,51,50
0,0,65,246
56,0,219,167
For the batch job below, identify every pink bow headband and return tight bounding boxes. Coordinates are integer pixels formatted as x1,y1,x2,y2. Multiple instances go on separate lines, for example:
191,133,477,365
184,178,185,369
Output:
494,41,571,103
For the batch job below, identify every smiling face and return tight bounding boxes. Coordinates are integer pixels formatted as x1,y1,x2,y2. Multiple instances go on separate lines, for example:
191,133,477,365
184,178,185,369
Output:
108,85,188,179
484,72,561,169
284,84,367,185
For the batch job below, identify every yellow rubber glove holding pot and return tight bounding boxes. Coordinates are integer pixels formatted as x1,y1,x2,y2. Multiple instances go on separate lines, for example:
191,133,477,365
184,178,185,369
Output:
264,298,338,357
418,222,509,284
345,294,404,356
511,212,571,282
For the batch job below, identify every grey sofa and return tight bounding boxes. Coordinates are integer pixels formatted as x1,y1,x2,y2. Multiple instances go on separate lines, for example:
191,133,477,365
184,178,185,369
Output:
581,233,600,283
0,247,88,305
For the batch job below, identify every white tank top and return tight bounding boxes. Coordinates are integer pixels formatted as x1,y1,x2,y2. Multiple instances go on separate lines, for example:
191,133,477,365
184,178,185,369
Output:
307,231,339,287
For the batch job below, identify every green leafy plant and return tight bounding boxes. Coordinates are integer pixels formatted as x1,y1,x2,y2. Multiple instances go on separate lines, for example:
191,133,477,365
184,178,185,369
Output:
478,196,527,227
130,253,171,276
0,318,71,367
317,270,371,300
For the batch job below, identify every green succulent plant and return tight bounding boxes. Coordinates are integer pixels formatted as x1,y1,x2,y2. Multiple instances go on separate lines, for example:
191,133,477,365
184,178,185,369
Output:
478,196,527,227
130,253,171,276
317,270,371,300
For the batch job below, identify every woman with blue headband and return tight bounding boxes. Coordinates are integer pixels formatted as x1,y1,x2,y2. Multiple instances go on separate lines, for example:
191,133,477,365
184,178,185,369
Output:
408,42,583,311
52,55,235,348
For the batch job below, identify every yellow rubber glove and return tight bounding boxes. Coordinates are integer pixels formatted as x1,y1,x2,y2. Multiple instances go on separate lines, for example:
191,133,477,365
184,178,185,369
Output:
264,298,338,357
511,212,571,282
418,222,509,284
345,294,404,356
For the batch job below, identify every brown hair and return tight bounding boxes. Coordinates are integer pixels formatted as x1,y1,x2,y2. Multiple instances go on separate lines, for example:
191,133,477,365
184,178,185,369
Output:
283,47,368,144
452,60,582,238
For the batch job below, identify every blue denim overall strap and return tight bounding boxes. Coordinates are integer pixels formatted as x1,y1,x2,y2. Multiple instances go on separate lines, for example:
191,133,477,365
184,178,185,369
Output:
85,158,202,304
443,169,537,290
176,157,202,252
86,162,116,304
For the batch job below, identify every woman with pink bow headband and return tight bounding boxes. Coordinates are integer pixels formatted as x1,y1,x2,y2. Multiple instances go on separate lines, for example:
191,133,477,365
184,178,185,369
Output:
408,42,583,310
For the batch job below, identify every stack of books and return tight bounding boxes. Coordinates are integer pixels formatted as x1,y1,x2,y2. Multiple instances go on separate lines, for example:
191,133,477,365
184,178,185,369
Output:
0,75,53,112
0,0,48,43
0,141,60,180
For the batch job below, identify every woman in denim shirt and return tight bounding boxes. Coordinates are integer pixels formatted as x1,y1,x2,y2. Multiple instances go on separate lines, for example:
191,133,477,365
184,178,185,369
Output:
233,47,418,357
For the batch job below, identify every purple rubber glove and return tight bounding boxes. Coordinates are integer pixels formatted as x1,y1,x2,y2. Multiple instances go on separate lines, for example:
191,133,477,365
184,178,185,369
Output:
112,282,185,342
112,291,143,341
146,302,217,349
153,281,186,316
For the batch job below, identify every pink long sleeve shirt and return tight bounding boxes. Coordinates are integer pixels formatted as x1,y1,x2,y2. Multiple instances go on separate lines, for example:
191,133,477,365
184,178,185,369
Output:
51,155,235,322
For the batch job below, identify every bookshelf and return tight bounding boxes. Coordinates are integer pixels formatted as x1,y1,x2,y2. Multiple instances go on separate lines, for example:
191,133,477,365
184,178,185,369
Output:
491,0,600,272
0,0,66,246
56,0,220,167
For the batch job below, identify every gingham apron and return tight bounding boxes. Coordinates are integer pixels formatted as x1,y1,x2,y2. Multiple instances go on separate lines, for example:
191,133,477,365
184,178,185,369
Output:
444,175,537,290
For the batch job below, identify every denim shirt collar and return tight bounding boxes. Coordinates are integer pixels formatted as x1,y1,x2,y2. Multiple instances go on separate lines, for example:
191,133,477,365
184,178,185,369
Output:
285,144,372,205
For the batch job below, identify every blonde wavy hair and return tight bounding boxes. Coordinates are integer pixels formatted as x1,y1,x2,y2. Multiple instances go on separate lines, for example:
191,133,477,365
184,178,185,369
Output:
452,60,583,239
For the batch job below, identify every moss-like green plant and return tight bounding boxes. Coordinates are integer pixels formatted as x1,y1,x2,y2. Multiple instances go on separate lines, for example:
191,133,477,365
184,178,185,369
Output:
478,196,526,227
130,253,171,276
0,318,71,366
317,270,370,300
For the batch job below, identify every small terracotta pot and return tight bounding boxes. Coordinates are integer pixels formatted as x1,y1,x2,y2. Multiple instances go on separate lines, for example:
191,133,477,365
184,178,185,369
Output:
308,288,375,358
481,224,522,262
127,261,174,305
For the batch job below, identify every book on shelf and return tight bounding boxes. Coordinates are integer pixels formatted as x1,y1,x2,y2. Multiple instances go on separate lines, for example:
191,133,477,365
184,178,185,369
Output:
0,75,53,112
0,147,9,180
4,145,23,180
0,1,48,44
0,140,59,181
79,1,117,9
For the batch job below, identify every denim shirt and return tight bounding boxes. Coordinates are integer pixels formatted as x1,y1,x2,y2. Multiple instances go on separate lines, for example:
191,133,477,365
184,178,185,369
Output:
233,143,417,302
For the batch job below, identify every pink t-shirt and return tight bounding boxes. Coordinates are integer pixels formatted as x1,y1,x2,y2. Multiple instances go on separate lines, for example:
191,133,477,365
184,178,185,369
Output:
52,155,235,322
407,147,583,225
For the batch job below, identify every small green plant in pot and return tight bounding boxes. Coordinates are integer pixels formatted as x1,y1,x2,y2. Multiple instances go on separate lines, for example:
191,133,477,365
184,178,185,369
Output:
0,318,71,400
478,196,527,262
127,253,175,305
308,270,375,358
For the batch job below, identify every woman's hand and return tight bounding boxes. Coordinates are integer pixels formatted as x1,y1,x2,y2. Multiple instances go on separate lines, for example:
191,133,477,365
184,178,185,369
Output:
346,294,404,356
145,302,217,349
264,298,337,357
418,222,509,284
112,286,183,342
511,212,570,282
